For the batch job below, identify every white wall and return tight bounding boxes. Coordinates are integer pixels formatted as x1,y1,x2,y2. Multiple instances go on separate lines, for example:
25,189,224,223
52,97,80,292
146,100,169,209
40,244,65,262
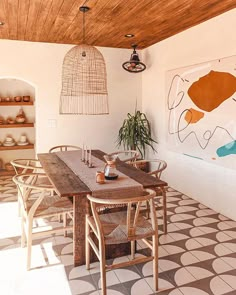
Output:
0,40,142,155
142,9,236,219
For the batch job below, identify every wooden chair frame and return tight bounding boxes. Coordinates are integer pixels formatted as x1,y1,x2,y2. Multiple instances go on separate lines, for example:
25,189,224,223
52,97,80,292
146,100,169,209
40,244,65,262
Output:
86,189,158,295
49,145,81,153
108,150,139,163
133,159,167,233
13,173,73,270
10,159,45,216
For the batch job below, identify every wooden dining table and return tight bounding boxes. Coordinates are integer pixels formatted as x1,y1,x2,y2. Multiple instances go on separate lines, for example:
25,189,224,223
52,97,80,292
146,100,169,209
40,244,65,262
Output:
38,149,167,266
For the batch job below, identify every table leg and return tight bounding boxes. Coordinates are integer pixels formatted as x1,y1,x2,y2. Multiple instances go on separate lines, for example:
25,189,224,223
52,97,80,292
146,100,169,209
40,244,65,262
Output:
73,195,89,266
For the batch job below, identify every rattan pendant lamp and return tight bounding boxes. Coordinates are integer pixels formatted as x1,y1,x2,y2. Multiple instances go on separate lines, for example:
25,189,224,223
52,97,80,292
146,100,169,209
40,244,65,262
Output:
60,6,109,115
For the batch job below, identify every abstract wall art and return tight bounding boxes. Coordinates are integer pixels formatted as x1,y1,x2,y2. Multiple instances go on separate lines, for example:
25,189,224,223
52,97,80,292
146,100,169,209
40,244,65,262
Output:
166,55,236,169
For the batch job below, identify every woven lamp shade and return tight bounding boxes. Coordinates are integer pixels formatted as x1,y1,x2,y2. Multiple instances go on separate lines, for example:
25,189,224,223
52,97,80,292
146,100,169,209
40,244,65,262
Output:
60,45,109,115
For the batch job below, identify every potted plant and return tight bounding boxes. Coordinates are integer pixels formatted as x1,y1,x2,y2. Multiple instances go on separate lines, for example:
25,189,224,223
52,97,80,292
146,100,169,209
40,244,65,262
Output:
117,109,157,159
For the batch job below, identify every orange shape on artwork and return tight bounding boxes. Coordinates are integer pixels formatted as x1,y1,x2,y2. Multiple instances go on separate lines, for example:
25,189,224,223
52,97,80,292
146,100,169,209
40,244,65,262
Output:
188,70,236,112
184,108,204,124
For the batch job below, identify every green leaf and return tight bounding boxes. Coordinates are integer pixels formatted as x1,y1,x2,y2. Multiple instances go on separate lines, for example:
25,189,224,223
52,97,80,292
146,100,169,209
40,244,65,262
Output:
117,109,158,158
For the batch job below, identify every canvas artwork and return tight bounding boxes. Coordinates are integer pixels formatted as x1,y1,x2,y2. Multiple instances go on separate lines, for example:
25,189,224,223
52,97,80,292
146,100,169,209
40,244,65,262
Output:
166,55,236,169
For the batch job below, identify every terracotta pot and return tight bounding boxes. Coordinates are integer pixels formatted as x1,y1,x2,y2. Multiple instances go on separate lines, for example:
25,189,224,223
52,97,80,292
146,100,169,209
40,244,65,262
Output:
7,118,15,124
23,96,30,102
5,162,14,171
14,96,22,102
15,116,25,123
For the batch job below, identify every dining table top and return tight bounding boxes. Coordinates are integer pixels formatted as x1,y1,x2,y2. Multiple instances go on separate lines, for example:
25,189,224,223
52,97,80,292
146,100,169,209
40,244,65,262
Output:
38,149,167,198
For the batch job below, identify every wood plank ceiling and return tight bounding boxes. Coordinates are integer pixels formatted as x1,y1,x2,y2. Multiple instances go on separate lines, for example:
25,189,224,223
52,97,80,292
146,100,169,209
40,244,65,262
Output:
0,0,235,49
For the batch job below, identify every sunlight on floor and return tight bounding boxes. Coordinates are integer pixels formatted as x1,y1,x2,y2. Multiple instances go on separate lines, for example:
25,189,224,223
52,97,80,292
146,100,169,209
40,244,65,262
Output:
1,175,236,295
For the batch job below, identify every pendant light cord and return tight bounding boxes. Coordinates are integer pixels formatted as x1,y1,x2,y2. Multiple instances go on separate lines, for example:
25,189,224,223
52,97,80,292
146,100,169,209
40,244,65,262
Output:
83,0,90,43
80,0,90,45
83,9,85,44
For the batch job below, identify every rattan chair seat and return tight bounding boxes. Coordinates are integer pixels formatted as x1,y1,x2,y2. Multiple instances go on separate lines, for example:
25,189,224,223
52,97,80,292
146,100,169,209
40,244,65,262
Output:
88,210,154,244
25,193,73,217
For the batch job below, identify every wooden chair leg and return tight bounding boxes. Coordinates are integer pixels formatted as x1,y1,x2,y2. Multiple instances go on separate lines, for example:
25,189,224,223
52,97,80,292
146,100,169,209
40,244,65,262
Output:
161,188,167,234
21,212,26,248
63,213,67,237
18,195,21,217
99,240,107,295
145,200,150,219
85,216,90,270
58,214,62,223
131,240,135,259
27,219,33,271
152,234,159,291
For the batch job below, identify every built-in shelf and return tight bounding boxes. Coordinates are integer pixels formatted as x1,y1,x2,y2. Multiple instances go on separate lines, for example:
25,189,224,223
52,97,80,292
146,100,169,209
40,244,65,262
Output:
0,101,33,106
0,144,34,151
0,123,34,128
0,80,36,176
0,169,15,176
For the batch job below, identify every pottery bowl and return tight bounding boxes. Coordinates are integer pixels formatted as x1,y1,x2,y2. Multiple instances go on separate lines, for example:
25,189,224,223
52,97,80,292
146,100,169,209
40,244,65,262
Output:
23,96,30,102
14,96,22,102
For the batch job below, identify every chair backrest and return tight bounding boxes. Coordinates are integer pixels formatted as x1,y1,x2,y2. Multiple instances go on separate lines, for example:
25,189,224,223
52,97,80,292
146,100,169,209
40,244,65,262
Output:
13,173,54,217
49,145,81,153
10,159,43,175
133,159,167,179
87,189,157,240
108,150,139,163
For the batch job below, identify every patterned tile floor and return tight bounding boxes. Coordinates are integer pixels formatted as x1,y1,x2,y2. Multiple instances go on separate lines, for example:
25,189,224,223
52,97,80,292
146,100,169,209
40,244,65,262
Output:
1,175,236,295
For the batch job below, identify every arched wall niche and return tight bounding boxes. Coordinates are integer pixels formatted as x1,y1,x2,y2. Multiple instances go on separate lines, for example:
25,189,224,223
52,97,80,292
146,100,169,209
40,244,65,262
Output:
0,77,35,97
0,77,36,172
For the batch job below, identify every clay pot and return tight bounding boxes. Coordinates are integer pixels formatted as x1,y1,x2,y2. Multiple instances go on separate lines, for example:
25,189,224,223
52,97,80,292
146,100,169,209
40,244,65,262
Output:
15,116,25,123
14,96,22,102
5,162,14,171
23,96,30,102
7,117,15,124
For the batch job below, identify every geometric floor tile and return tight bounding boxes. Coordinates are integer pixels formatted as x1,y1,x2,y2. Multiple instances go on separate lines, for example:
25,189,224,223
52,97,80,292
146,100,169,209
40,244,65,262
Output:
178,287,209,295
212,258,234,274
210,276,234,294
174,268,196,286
180,252,200,265
1,176,236,295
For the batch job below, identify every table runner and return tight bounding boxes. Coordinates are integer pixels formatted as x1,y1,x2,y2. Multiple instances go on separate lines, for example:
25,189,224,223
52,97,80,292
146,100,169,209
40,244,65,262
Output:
56,150,143,198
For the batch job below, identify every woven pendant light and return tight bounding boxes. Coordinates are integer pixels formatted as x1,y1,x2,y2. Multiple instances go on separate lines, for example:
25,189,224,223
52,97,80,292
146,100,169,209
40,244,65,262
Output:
60,6,109,115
